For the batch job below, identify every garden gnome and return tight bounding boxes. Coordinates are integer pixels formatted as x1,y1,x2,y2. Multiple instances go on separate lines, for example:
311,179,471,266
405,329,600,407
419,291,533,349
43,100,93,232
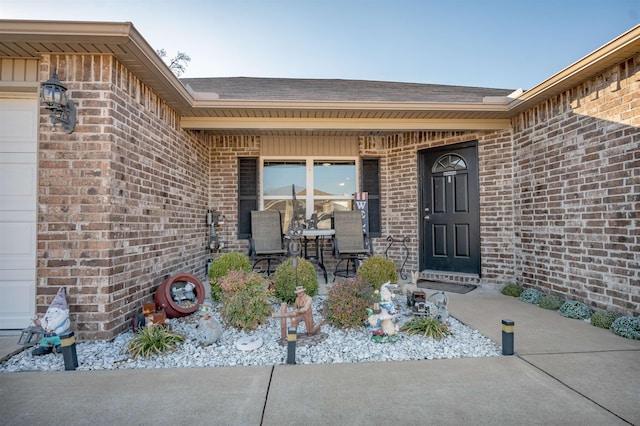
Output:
290,286,321,335
32,287,71,355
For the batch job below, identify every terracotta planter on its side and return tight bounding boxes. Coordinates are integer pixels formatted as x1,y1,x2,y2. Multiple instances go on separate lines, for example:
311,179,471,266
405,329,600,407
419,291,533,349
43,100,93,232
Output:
155,273,205,318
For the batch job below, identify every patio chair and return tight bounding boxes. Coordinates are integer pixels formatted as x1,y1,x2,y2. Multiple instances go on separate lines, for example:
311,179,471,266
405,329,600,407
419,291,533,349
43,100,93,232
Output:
332,210,372,280
249,210,288,276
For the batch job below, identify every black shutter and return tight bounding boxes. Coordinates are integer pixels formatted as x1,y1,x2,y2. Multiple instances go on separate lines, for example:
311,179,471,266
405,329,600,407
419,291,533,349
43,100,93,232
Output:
238,157,258,239
362,158,381,238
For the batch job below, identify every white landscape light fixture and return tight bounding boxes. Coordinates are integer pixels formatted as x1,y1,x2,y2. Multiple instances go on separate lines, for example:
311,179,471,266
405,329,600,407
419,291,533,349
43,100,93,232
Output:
40,68,76,133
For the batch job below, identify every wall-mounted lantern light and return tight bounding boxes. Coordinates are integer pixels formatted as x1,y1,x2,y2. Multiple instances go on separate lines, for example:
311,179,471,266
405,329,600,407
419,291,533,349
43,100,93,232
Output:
40,68,76,133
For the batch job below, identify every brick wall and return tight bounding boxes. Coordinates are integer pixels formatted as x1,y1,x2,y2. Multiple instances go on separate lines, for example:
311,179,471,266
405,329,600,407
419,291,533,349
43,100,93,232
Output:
512,56,640,316
38,55,211,340
36,53,638,341
209,135,260,253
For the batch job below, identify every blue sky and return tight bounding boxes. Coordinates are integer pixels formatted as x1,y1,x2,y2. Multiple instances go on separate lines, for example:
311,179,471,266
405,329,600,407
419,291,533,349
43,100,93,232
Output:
1,0,638,90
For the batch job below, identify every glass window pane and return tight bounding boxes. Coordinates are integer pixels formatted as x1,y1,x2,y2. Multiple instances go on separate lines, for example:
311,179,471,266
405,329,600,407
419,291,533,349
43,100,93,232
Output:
263,161,306,196
313,161,356,196
313,199,353,229
264,199,306,229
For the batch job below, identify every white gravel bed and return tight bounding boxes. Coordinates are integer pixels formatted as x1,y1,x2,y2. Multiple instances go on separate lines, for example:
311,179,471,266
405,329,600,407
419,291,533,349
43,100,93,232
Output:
0,296,501,372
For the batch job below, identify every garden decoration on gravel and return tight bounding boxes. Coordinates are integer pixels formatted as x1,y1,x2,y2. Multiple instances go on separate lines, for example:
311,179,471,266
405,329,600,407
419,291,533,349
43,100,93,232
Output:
193,302,223,346
272,286,327,346
28,287,71,356
365,283,400,343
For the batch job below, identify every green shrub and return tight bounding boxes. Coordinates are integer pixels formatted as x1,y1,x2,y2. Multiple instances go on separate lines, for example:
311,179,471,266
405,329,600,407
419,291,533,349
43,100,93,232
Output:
559,301,592,320
501,283,524,297
208,252,251,301
519,288,545,304
273,257,318,304
219,269,266,296
356,255,398,290
220,276,272,330
127,326,185,358
590,310,620,329
539,295,564,310
323,276,374,328
400,317,451,340
610,316,640,340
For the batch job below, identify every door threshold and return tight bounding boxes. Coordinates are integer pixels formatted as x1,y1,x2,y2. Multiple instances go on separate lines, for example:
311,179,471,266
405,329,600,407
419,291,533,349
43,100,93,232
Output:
419,270,481,285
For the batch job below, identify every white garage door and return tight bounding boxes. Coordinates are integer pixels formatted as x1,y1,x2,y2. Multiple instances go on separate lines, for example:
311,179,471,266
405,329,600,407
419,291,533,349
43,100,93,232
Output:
0,97,38,329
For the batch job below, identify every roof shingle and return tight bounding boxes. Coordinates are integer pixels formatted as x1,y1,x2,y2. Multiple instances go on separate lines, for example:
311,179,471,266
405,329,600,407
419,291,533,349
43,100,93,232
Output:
180,77,514,103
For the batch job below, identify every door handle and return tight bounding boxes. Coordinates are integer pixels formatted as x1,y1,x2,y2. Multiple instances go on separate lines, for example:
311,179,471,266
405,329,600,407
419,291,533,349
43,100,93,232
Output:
424,215,430,221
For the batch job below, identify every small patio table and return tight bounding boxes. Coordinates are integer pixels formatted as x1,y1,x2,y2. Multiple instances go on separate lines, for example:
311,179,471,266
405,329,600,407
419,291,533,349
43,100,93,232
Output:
302,229,335,284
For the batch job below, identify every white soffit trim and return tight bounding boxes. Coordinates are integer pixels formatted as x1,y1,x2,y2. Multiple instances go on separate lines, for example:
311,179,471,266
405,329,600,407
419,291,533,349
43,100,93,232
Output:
181,116,511,131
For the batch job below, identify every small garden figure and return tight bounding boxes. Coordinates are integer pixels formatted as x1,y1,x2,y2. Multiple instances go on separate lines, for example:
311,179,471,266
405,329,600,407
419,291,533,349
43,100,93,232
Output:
273,286,323,340
290,286,322,335
429,291,449,323
379,282,397,314
367,307,399,343
194,302,223,346
31,287,71,356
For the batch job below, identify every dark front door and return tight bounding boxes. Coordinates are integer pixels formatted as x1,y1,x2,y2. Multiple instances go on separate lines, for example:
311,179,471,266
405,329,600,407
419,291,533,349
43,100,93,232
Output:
418,141,480,275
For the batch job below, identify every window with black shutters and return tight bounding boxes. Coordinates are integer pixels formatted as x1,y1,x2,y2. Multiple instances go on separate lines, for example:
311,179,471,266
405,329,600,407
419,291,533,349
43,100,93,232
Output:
362,158,381,237
237,157,258,239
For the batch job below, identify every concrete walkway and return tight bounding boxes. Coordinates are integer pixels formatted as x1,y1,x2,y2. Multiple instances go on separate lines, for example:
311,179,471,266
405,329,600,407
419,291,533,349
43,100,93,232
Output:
0,287,638,425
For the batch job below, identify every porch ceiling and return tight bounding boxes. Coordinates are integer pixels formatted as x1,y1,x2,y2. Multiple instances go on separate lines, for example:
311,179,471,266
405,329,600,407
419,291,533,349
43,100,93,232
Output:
1,20,639,137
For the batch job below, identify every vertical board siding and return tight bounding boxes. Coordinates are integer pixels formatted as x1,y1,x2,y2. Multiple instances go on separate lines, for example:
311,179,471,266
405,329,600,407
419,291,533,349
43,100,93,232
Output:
262,135,358,156
0,59,39,82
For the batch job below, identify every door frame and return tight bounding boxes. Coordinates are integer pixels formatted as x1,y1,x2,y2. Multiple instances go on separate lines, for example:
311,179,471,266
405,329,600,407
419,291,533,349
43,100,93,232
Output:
417,140,481,275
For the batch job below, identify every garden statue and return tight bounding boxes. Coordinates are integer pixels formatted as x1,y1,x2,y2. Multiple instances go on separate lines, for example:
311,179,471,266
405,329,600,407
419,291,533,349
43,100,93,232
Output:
290,286,322,335
402,271,419,297
194,302,223,345
31,287,71,356
379,282,397,314
272,286,322,340
367,307,398,343
429,291,449,323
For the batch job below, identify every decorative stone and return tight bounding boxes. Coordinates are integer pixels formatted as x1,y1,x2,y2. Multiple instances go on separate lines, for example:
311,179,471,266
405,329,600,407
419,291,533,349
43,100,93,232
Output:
235,336,263,351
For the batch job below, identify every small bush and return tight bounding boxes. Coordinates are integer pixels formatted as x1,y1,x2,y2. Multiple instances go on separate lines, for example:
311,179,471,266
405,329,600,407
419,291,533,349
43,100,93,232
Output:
323,276,374,328
356,255,398,290
519,288,545,304
219,270,266,296
610,316,640,340
559,301,592,320
127,326,185,358
273,257,318,304
539,295,564,310
208,252,251,301
220,277,272,330
400,317,451,340
590,310,620,329
501,284,524,297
